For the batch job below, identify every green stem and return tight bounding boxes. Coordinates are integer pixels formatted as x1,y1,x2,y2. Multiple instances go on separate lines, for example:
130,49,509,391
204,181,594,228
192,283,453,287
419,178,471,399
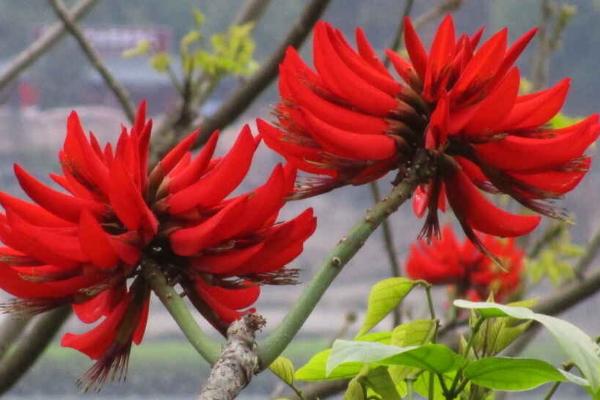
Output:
447,317,485,398
141,259,223,364
407,378,415,400
257,151,431,369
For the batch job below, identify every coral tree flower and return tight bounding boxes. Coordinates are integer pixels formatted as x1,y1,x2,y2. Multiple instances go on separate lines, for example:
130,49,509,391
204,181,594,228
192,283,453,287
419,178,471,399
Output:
0,103,315,388
258,16,599,253
406,225,523,302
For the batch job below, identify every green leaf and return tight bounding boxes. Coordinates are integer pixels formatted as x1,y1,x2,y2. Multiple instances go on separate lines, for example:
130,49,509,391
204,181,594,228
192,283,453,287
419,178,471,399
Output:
121,39,151,58
344,377,365,400
358,278,420,335
413,371,452,400
269,356,295,386
150,52,171,73
295,349,361,381
354,331,392,344
464,357,565,391
364,366,401,400
192,8,205,27
180,30,202,54
454,300,600,390
391,319,436,347
327,340,463,376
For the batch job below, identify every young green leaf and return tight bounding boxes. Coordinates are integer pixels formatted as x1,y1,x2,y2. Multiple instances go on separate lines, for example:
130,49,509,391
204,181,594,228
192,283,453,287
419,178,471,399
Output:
269,356,295,386
464,357,565,391
454,300,600,390
357,277,420,335
121,39,151,58
150,52,171,73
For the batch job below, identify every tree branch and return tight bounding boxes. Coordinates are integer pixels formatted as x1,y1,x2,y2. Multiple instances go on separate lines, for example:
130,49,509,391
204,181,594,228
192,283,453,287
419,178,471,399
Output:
412,0,465,30
232,0,271,25
0,0,99,91
574,225,600,279
49,0,136,122
198,313,265,400
0,306,70,395
257,151,432,369
141,259,223,365
0,316,31,362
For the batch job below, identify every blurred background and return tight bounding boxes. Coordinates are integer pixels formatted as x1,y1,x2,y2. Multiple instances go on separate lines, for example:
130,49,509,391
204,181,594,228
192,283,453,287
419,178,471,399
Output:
0,0,599,398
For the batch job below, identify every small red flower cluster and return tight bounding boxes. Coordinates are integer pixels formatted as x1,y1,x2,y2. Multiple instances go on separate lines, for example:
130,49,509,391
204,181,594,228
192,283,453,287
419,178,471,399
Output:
259,16,599,253
0,103,315,387
406,226,523,302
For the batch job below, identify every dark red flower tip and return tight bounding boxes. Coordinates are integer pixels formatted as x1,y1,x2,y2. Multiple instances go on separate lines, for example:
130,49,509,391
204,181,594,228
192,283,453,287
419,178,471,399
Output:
263,16,598,254
407,225,524,302
0,102,316,388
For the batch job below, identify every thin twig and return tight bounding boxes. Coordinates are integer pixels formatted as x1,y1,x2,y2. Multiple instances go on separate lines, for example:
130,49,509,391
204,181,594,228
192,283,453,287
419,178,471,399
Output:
150,0,273,159
257,150,432,370
0,0,99,91
412,0,465,30
198,314,265,400
0,306,70,395
151,0,331,160
49,0,136,121
574,226,600,279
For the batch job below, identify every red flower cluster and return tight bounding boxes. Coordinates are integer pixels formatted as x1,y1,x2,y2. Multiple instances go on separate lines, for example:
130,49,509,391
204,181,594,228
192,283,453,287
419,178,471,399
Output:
0,103,315,387
259,16,599,252
406,226,523,302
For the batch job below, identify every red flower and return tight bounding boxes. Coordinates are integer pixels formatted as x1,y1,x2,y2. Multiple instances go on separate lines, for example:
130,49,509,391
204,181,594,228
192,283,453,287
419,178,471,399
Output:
406,225,523,302
258,17,599,253
0,103,315,389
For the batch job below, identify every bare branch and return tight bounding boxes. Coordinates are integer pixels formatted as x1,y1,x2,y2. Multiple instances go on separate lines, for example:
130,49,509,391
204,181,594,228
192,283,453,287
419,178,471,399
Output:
0,306,70,395
0,0,99,91
49,0,136,121
232,0,271,25
198,314,265,400
0,316,31,362
412,0,465,29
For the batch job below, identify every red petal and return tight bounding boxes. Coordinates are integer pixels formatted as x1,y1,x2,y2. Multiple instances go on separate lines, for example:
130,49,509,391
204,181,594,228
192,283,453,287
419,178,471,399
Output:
499,79,570,130
281,58,389,135
73,285,125,324
14,164,105,223
0,192,71,228
313,22,397,116
79,211,120,269
445,166,540,237
301,109,397,160
475,115,600,172
403,17,428,79
168,131,219,193
169,196,249,256
462,67,520,135
167,126,258,213
62,296,129,359
235,208,316,274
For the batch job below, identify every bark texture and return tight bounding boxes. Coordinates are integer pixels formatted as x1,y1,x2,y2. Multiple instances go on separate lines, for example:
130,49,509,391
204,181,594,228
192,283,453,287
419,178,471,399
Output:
198,314,265,400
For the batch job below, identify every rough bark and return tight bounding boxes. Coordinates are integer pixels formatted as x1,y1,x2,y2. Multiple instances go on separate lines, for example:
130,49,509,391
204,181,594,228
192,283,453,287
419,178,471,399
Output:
198,314,266,400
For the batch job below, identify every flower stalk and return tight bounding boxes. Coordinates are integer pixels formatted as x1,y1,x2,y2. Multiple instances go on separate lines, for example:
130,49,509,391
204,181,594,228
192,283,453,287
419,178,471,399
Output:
141,259,222,364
